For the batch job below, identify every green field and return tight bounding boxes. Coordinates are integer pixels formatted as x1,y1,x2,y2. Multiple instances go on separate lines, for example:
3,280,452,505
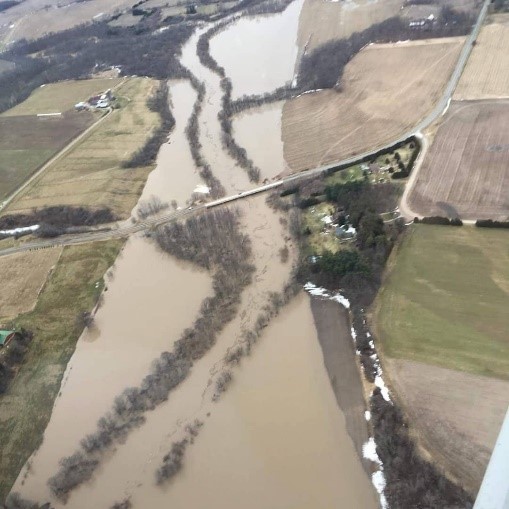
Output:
376,225,509,379
1,78,123,117
0,240,123,501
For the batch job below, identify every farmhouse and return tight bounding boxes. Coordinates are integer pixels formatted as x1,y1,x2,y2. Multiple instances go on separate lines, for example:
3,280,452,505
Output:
0,330,15,348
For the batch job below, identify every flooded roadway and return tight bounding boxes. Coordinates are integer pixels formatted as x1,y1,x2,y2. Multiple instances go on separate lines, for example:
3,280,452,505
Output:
13,2,376,507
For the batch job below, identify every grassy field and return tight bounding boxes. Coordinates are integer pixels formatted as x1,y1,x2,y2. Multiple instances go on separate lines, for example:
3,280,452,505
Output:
3,77,161,218
0,248,62,321
0,240,124,502
376,225,509,379
1,78,123,117
282,38,463,173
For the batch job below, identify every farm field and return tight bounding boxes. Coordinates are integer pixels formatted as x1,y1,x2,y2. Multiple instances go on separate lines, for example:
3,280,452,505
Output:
0,240,123,502
0,112,96,202
282,38,464,173
297,0,403,52
386,358,509,495
0,248,62,321
409,100,509,220
375,224,509,493
3,77,161,219
454,13,509,100
376,225,509,379
296,0,477,53
2,78,123,117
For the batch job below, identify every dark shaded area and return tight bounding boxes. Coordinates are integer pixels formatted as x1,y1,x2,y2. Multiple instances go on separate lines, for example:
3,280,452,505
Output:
309,298,369,458
372,389,473,509
414,216,463,225
0,1,18,12
476,219,509,228
0,206,116,231
0,330,33,396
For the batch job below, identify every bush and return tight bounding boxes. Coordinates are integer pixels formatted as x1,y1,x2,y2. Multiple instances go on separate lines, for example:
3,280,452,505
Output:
476,219,509,228
415,216,463,226
316,250,370,277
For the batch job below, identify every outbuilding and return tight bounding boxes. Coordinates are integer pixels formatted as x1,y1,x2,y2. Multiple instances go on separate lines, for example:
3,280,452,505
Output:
0,330,15,348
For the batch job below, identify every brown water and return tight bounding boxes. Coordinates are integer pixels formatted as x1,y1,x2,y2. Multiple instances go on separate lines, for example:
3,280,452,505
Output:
209,0,304,99
133,79,204,211
13,4,376,507
233,102,290,181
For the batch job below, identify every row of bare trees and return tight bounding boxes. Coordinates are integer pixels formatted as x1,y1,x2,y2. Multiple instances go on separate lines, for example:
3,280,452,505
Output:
197,22,262,183
122,81,176,169
47,208,254,501
155,420,203,484
184,74,226,198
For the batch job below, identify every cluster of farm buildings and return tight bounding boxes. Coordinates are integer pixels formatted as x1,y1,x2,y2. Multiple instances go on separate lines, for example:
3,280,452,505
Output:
75,89,115,111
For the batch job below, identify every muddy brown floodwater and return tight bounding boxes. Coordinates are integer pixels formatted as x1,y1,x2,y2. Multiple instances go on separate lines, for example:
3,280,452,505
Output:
13,2,376,507
209,0,303,99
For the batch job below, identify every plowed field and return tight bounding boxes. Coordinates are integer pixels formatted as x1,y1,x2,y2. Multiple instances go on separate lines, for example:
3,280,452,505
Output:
282,38,464,173
409,100,509,220
455,14,509,100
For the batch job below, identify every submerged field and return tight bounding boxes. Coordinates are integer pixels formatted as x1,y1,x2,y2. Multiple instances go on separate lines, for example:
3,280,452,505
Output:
3,78,161,218
0,240,123,501
282,38,464,173
376,224,509,493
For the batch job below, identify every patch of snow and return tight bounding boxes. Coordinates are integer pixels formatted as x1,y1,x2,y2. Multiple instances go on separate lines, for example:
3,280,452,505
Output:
296,88,324,98
396,39,411,44
364,437,388,508
375,375,391,402
193,184,210,194
365,411,371,421
0,224,39,236
363,437,381,465
321,215,333,225
303,282,351,309
373,471,388,509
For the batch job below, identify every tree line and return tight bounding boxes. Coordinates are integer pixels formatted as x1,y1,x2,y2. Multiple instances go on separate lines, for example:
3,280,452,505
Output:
298,8,477,91
0,330,33,397
0,206,116,233
122,81,176,169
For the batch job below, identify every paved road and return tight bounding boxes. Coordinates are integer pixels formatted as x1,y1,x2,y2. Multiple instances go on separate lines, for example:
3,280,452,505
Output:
0,0,490,258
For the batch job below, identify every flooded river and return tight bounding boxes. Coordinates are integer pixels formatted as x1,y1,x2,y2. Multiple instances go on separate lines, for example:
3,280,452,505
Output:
13,2,375,507
209,0,303,99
